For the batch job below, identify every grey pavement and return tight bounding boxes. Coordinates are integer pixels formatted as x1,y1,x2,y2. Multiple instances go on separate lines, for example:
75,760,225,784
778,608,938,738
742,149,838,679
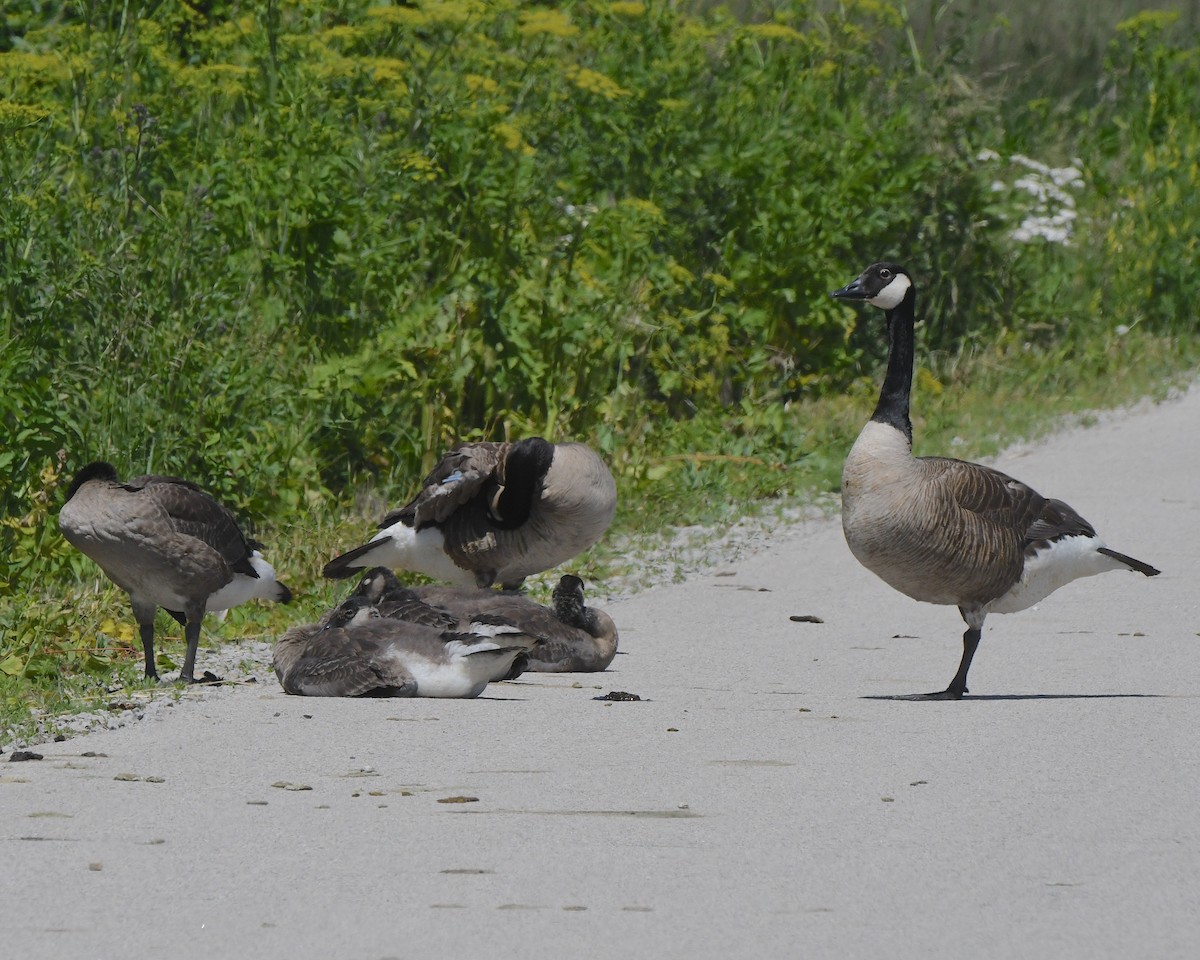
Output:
3,388,1198,959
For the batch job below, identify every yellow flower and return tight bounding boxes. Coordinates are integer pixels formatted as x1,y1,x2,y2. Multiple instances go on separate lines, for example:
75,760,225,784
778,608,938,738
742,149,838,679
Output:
398,151,440,182
493,121,535,156
608,2,646,16
704,272,734,293
916,368,944,397
0,51,72,82
363,57,408,87
0,101,50,131
466,74,499,95
621,198,664,222
519,9,578,38
743,23,807,44
567,66,630,100
177,63,253,97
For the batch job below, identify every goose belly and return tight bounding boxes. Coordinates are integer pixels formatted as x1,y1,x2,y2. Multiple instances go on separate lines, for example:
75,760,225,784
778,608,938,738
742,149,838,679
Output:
987,535,1125,615
843,515,972,606
486,508,609,583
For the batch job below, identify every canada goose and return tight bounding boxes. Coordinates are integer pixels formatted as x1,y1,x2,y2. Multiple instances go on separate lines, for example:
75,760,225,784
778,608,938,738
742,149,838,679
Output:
272,617,527,698
351,568,619,672
831,262,1160,699
322,438,617,590
58,462,292,682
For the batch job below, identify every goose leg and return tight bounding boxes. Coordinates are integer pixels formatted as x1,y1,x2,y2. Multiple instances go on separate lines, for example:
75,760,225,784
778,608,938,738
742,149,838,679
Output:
934,625,981,699
901,609,984,700
131,599,159,680
179,601,207,683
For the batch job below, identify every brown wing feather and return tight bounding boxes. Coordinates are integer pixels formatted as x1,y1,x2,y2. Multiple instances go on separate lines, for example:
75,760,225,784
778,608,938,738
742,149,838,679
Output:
917,457,1045,602
380,441,507,530
275,626,415,697
129,475,258,577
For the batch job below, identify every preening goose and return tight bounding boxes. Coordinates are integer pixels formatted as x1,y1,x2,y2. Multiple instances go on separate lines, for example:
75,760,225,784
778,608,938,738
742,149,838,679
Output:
272,617,527,698
58,462,292,682
322,438,617,590
350,567,619,672
832,262,1160,699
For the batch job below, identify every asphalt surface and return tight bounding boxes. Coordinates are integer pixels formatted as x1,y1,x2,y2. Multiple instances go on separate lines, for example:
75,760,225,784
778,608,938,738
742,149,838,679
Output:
4,388,1197,960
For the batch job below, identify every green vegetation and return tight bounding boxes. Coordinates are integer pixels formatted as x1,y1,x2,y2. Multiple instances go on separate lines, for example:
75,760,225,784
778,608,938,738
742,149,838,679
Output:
2,1,1198,740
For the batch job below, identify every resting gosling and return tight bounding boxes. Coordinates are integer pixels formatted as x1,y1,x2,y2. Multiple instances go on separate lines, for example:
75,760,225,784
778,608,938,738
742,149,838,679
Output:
59,462,292,682
273,618,527,698
832,262,1160,699
322,438,617,590
352,568,619,672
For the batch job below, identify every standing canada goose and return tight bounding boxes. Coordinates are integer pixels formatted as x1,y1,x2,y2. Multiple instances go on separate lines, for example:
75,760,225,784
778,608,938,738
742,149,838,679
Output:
831,262,1160,699
350,568,619,672
272,617,527,698
322,438,617,590
59,462,292,682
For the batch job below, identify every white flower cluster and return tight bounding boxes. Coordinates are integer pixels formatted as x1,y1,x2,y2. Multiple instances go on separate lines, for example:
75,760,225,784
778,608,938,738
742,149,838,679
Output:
979,150,1085,246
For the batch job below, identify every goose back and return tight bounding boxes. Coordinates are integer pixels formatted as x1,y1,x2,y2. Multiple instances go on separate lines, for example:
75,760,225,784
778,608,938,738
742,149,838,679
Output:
60,468,243,609
419,441,616,585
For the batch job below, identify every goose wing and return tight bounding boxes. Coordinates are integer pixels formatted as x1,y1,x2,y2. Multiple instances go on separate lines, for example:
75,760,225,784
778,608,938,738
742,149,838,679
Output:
929,460,1098,554
918,457,1047,599
411,586,561,641
128,474,259,577
276,627,416,697
375,591,462,631
380,442,507,531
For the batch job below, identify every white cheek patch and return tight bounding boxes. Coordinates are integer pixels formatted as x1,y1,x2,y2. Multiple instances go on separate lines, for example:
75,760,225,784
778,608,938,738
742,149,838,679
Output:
868,274,911,310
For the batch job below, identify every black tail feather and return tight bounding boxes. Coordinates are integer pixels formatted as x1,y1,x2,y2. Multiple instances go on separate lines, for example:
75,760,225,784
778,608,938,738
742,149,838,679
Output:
1098,547,1161,577
323,540,384,580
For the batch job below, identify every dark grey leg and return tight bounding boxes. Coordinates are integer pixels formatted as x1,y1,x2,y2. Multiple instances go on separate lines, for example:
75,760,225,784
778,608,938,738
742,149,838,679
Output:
936,626,981,699
130,599,159,680
137,620,158,680
180,601,205,683
899,609,983,700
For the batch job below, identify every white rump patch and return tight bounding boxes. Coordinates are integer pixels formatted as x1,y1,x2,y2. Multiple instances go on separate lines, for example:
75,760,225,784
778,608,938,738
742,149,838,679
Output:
868,274,912,310
206,551,286,613
988,535,1126,615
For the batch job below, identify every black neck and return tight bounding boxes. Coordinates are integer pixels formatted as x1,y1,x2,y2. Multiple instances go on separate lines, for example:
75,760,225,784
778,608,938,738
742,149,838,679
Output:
488,438,554,528
870,288,916,443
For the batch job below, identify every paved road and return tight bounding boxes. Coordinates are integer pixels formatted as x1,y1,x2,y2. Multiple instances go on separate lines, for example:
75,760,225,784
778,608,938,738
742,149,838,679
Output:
4,389,1197,960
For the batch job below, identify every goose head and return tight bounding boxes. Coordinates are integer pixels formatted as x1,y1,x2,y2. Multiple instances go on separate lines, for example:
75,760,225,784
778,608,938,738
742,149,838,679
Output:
353,567,403,603
324,595,380,630
64,461,121,501
551,574,587,625
831,262,914,312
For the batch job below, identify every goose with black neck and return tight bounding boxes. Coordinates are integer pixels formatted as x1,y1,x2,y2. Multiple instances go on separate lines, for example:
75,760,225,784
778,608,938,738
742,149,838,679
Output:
832,262,1159,699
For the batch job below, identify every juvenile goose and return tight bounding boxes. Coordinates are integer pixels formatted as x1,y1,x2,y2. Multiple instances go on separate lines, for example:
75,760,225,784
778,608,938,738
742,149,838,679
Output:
832,262,1160,699
59,462,292,682
322,438,617,590
272,617,527,698
352,568,619,672
337,571,531,680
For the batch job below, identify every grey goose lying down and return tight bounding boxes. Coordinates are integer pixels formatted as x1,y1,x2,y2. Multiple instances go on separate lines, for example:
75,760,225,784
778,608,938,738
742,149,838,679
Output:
272,612,527,698
58,461,292,682
353,567,619,673
322,438,617,591
831,262,1160,699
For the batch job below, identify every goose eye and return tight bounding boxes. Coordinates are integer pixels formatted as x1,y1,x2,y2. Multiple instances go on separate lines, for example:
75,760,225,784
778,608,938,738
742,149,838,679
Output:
879,268,892,280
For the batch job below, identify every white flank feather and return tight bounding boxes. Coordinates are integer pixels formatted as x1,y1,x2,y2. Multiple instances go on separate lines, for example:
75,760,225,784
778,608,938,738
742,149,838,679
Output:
393,640,513,698
988,535,1128,615
206,552,287,613
360,523,475,586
